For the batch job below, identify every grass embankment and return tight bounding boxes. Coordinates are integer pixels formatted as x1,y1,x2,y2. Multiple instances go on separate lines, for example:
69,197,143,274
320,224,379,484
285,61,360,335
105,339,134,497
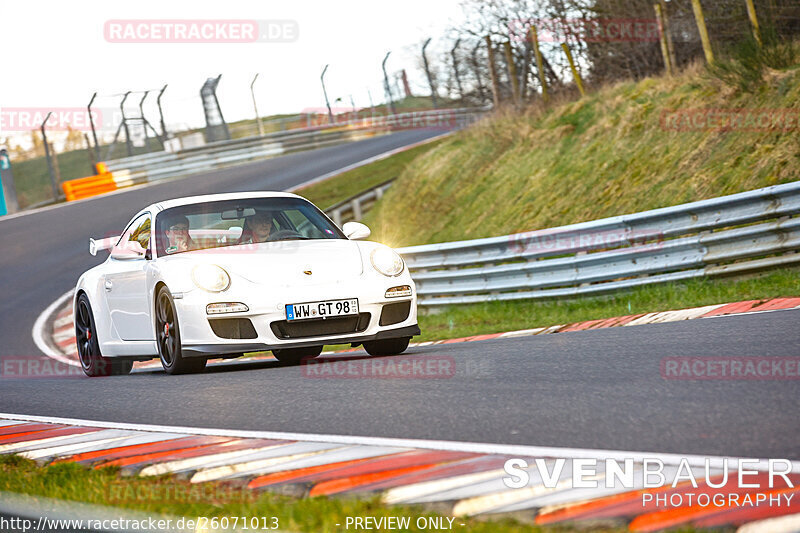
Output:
307,51,800,341
0,455,628,533
297,140,443,209
362,63,800,246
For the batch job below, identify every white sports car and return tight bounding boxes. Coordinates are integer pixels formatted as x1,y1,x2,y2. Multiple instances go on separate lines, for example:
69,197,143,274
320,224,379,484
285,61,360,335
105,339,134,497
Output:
74,192,420,376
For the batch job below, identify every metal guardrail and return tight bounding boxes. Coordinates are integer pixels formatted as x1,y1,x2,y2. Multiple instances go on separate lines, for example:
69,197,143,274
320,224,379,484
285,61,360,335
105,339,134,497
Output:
104,129,376,187
397,181,800,306
103,108,487,188
326,179,395,226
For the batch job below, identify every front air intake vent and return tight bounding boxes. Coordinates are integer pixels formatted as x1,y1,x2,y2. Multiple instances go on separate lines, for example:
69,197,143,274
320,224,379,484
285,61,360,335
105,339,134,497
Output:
270,313,371,339
209,318,258,339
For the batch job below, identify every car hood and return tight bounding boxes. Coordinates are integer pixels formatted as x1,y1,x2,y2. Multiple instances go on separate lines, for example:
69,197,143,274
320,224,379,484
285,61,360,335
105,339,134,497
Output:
160,239,365,288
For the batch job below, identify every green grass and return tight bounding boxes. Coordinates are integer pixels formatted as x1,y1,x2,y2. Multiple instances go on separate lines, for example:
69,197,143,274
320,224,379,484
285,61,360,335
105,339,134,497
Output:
295,140,443,209
415,269,800,342
361,53,800,248
0,455,632,533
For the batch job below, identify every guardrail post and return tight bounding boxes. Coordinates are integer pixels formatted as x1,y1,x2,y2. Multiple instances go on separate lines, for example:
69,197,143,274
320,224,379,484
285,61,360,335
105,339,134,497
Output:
530,26,549,103
691,0,714,65
351,198,362,221
485,36,501,107
560,43,585,97
502,41,520,104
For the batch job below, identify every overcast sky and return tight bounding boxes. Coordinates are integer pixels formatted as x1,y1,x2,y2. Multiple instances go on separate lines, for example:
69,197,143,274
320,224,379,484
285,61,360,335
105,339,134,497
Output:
3,0,466,138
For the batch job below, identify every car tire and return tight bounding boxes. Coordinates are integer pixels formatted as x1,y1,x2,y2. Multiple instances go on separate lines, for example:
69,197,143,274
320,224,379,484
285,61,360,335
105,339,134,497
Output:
272,346,322,364
75,293,133,377
363,337,410,356
156,287,206,375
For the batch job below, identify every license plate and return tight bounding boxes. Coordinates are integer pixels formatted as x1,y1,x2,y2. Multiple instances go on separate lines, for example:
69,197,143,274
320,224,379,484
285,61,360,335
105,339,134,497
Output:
286,298,359,321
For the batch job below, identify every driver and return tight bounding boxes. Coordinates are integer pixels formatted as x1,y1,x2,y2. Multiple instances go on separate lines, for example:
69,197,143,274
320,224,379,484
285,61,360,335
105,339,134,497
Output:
165,215,196,253
240,212,274,244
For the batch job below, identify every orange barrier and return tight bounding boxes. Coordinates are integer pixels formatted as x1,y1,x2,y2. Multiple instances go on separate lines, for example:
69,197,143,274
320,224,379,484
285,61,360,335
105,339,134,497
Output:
62,164,117,201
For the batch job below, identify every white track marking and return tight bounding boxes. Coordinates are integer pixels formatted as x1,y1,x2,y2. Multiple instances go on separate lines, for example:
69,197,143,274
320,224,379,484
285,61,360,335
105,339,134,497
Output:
0,429,134,454
31,289,77,366
190,443,349,483
738,513,800,533
498,327,546,338
245,445,411,481
2,413,796,473
21,432,185,461
138,443,292,477
383,469,507,504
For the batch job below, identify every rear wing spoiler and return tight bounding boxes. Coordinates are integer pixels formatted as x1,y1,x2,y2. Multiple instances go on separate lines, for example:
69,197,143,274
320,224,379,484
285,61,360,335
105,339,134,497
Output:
89,236,119,256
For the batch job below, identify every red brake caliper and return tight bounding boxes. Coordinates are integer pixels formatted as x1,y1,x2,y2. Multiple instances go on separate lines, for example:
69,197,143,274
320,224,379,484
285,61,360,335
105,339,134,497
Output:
164,323,170,338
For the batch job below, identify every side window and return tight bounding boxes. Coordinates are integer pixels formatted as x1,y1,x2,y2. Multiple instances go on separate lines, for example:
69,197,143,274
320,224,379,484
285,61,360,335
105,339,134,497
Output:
117,214,151,251
129,216,152,250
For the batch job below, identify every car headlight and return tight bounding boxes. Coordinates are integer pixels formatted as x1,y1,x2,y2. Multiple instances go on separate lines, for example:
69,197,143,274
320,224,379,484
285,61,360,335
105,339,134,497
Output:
192,264,230,292
370,248,405,277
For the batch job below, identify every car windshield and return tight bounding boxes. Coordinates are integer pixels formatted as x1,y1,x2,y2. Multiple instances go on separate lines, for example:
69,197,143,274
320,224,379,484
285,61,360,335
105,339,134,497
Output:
154,197,345,256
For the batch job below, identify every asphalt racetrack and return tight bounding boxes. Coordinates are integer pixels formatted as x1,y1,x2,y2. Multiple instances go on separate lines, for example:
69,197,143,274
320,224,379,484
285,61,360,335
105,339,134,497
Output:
1,130,797,461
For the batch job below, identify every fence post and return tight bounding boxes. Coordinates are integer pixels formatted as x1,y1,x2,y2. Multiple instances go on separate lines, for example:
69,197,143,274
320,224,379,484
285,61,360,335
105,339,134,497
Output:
744,0,762,47
560,43,585,97
40,112,60,201
691,0,714,65
485,35,501,107
502,41,520,104
530,26,549,103
654,3,673,76
659,0,677,69
422,38,439,109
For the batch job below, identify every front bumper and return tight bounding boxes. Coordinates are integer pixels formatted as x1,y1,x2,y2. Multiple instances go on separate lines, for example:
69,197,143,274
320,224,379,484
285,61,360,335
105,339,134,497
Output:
182,324,421,357
172,273,419,357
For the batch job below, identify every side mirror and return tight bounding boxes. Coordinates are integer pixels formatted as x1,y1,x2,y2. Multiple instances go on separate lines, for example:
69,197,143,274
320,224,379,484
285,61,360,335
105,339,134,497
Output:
342,221,371,240
111,240,147,260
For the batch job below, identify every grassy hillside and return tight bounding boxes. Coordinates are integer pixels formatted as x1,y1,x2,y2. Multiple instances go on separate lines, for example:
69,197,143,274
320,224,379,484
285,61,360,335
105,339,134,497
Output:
362,62,800,247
